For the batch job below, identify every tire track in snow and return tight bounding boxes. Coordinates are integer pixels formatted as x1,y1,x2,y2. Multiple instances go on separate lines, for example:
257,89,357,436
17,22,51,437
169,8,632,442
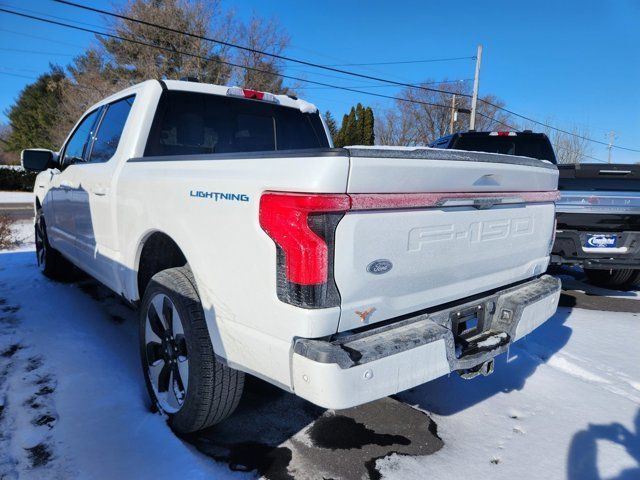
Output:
517,339,640,404
0,298,67,479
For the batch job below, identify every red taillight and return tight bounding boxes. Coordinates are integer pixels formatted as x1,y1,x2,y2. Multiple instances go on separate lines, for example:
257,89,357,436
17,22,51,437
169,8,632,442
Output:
259,193,350,285
497,131,512,136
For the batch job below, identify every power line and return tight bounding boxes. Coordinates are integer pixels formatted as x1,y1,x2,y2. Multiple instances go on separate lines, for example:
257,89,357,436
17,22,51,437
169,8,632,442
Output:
1,3,116,32
0,8,459,113
478,99,640,153
0,47,75,57
0,71,38,81
302,79,473,90
51,0,472,100
5,5,629,154
51,0,640,154
0,27,84,48
325,56,475,66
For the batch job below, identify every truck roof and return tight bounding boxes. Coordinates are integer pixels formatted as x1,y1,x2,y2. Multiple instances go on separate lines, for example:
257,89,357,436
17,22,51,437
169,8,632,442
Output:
92,78,318,115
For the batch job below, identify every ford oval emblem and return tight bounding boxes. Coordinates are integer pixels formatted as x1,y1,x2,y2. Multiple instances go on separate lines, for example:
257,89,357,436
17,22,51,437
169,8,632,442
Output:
367,259,393,275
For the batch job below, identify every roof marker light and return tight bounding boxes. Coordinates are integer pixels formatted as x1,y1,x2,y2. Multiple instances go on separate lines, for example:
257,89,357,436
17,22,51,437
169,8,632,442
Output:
226,86,279,103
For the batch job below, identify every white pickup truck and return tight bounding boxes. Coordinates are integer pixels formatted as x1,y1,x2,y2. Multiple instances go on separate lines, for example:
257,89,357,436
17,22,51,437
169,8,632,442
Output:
22,79,561,434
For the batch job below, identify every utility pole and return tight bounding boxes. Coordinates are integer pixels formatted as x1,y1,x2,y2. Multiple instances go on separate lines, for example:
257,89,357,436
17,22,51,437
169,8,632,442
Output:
449,94,457,134
607,130,616,164
469,45,483,131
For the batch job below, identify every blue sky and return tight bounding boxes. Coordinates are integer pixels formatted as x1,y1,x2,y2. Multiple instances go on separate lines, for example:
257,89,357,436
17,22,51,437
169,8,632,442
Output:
0,0,638,163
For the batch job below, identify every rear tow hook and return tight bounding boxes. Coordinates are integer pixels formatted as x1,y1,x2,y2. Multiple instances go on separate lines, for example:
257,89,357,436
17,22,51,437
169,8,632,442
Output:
458,359,495,380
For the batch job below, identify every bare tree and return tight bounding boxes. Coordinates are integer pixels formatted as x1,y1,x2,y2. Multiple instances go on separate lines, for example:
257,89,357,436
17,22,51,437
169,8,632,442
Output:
547,125,594,164
47,0,294,147
517,118,594,164
0,123,19,165
375,80,514,146
100,0,236,84
232,14,291,93
53,50,130,147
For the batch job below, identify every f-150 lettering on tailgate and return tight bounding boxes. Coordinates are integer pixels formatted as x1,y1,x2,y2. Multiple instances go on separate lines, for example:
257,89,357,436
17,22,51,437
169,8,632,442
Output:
408,217,534,252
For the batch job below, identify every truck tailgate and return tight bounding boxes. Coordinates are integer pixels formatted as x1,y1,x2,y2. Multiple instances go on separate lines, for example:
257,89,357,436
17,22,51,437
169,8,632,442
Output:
334,147,558,332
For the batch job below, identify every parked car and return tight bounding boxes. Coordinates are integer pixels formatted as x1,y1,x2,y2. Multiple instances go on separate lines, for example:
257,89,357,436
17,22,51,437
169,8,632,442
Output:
431,130,640,289
22,80,561,434
553,164,640,289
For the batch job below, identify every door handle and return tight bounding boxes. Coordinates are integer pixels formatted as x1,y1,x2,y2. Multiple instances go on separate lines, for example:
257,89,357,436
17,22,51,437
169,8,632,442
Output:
60,180,76,189
91,186,109,196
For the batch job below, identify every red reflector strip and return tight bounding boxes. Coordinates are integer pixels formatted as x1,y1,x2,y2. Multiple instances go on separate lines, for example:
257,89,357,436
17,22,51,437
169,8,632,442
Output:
349,191,560,210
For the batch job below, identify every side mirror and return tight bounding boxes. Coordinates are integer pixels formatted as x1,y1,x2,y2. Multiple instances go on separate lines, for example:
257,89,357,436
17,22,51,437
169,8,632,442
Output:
21,149,58,172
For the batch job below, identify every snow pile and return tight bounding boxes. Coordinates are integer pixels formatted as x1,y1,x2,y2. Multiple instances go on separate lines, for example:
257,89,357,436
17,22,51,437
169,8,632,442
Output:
296,99,318,114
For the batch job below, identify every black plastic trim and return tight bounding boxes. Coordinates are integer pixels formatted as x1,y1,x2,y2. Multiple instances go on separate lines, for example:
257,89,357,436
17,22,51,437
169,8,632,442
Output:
346,147,557,170
128,147,347,163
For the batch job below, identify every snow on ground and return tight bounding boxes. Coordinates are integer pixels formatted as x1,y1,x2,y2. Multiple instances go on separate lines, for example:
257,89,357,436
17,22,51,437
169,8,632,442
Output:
385,307,640,480
0,191,34,204
0,235,638,479
0,248,239,480
9,219,34,251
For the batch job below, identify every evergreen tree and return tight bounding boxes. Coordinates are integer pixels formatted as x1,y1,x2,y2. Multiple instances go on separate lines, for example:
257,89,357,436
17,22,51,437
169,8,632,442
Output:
324,111,338,143
333,103,375,147
363,107,375,145
355,103,365,144
5,67,65,152
343,107,357,146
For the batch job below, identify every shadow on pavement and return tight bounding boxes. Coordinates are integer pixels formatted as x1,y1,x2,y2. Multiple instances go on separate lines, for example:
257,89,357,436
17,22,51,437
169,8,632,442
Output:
398,307,573,416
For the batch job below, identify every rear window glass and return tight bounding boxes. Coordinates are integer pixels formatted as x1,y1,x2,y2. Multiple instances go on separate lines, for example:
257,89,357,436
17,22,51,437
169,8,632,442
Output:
453,136,557,163
144,91,329,157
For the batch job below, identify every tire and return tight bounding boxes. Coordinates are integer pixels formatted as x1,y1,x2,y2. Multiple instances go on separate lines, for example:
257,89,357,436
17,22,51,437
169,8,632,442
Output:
584,268,640,290
35,210,73,280
139,266,244,433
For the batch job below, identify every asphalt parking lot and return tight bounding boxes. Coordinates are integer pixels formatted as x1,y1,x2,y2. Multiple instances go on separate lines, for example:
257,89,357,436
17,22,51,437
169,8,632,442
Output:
0,202,32,221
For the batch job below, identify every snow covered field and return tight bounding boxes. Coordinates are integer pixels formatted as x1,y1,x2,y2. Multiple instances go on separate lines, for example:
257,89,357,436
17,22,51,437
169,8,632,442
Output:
0,231,638,479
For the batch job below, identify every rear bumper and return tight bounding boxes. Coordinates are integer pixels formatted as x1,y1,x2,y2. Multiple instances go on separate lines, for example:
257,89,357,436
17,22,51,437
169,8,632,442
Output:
551,230,640,269
291,275,561,409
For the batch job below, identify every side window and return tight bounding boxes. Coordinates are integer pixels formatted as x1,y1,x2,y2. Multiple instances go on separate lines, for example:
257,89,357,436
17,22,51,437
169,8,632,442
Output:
89,96,135,163
61,109,101,166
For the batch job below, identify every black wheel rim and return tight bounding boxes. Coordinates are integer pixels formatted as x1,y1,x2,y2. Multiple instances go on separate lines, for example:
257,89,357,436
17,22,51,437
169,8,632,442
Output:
144,293,189,413
35,219,46,271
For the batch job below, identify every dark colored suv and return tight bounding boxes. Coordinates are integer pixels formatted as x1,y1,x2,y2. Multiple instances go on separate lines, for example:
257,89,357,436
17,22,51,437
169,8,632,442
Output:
429,130,557,164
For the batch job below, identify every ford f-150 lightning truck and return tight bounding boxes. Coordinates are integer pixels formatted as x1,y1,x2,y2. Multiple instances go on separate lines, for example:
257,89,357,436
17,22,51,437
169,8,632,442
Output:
22,80,561,434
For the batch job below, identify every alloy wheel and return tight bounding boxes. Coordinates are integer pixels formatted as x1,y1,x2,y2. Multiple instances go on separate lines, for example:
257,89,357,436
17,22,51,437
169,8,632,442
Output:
144,293,189,413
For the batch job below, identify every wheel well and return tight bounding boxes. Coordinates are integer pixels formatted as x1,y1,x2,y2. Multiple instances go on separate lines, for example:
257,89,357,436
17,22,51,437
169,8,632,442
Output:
137,232,187,299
